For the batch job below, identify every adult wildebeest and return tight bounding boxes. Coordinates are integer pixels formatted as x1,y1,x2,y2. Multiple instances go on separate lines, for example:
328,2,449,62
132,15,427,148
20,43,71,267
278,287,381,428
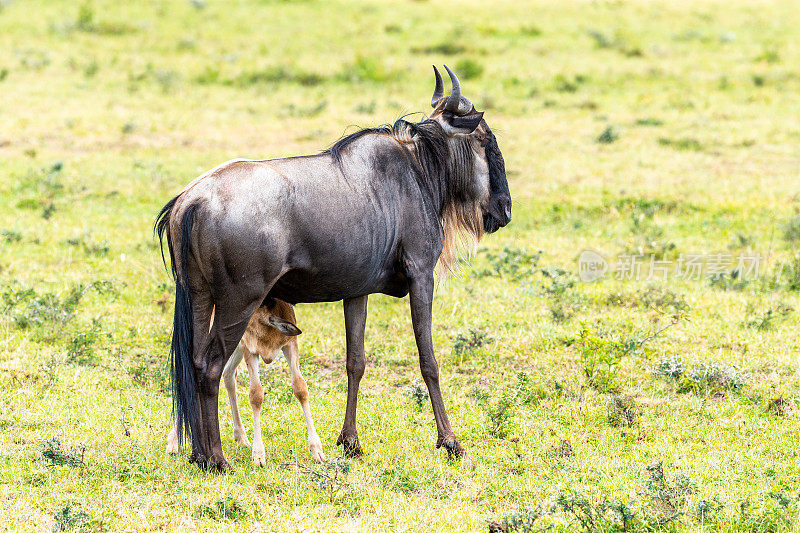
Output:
156,65,511,471
165,298,325,465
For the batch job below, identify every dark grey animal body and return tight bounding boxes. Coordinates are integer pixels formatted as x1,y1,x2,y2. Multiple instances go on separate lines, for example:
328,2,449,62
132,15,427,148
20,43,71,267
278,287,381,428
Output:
156,65,511,471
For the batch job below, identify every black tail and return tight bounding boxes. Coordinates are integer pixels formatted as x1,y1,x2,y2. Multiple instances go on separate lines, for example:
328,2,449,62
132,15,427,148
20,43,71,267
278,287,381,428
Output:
155,195,178,276
155,197,199,450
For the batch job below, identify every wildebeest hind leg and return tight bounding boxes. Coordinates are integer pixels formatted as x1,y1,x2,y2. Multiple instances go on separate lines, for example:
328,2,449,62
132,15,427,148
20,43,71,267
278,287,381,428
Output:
194,294,263,472
185,288,214,466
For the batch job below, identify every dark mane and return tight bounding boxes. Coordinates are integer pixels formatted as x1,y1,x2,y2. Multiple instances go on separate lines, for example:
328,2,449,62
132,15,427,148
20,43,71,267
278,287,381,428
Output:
325,117,481,274
326,124,393,165
326,119,450,184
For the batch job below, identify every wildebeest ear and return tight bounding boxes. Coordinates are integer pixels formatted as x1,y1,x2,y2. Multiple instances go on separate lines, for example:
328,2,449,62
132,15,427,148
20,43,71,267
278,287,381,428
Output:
267,315,302,336
444,111,484,134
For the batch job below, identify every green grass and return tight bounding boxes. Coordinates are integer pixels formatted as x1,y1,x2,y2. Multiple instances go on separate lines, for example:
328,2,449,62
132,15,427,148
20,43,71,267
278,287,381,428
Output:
2,0,800,531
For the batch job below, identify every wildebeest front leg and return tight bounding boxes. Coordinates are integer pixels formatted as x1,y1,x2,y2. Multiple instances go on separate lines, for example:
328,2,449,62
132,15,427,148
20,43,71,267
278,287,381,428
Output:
409,274,466,458
337,295,368,458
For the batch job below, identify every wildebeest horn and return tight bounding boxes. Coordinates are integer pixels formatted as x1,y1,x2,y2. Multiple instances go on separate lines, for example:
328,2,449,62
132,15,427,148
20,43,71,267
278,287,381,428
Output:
443,64,461,112
443,64,473,115
431,65,444,108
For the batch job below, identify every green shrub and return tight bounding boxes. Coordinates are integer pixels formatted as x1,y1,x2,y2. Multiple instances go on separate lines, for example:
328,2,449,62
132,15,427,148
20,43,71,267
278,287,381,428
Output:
1,229,22,242
651,355,684,379
607,394,638,427
341,56,398,83
658,137,703,151
453,328,493,357
534,266,585,323
697,497,724,521
587,29,643,56
605,285,689,314
42,439,85,467
709,269,751,291
552,492,638,532
66,234,110,257
652,356,747,394
596,125,619,144
14,162,64,219
776,254,800,291
519,25,542,37
486,372,534,439
645,461,695,524
781,215,800,244
474,247,541,280
635,117,664,126
685,362,747,393
406,382,429,408
66,317,108,365
572,323,635,393
2,281,118,340
488,506,545,533
744,302,792,330
195,497,248,521
52,504,94,532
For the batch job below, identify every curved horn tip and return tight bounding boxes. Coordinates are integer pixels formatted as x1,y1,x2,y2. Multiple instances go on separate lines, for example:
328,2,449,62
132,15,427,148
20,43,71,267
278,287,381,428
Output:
443,64,461,91
431,65,444,108
443,64,462,112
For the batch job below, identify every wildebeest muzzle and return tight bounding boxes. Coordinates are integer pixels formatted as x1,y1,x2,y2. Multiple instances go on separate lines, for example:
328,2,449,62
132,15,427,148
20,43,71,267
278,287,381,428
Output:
484,195,512,233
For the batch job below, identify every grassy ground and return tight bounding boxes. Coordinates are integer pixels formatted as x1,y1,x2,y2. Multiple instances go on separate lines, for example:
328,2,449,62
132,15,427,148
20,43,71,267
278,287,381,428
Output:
1,0,800,531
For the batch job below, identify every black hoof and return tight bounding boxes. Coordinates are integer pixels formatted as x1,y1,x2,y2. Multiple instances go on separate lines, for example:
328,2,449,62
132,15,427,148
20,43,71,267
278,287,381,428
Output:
189,452,233,473
437,436,467,459
336,433,363,459
189,452,206,465
209,460,234,474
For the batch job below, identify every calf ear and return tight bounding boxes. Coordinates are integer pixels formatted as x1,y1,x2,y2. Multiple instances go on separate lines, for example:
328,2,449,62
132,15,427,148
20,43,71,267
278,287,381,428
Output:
445,111,484,134
267,315,302,336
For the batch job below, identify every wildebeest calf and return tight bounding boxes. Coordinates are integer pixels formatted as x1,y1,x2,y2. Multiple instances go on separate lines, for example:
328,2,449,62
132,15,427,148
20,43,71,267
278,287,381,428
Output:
166,298,324,465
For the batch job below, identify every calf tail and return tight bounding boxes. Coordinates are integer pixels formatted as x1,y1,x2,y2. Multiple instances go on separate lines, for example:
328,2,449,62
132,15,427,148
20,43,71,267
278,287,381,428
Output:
155,198,199,449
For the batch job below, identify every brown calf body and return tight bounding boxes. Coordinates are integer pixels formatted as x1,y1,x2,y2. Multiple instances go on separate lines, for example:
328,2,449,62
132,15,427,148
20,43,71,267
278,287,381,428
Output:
167,299,324,465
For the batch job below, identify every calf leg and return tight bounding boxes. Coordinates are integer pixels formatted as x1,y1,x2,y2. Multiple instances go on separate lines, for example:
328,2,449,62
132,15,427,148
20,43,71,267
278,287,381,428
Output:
242,345,266,466
222,344,250,447
283,339,325,462
166,422,179,454
337,295,368,458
